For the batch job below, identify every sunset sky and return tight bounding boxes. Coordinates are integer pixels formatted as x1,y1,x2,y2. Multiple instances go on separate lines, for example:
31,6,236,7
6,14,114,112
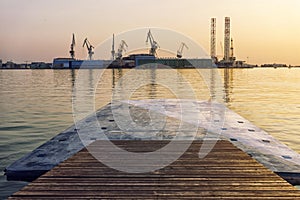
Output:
0,0,300,65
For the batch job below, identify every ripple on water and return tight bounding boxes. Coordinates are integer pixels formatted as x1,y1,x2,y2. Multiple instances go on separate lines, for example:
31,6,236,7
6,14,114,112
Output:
0,125,34,131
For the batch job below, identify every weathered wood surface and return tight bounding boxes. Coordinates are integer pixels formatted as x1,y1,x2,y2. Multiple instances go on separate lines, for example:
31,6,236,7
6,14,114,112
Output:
9,140,300,199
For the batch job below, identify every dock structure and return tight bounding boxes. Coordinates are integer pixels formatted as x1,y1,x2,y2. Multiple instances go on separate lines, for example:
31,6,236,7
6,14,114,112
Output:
5,100,300,185
9,140,300,199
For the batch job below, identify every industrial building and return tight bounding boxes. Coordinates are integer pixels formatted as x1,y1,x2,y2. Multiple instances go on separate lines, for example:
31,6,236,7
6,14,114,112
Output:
52,58,82,69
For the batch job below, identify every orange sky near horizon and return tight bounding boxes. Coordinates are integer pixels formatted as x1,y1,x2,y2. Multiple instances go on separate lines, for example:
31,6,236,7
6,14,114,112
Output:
0,0,300,65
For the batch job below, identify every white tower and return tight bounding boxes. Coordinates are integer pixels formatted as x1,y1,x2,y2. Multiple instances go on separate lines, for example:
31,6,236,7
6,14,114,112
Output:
210,18,217,59
224,17,230,61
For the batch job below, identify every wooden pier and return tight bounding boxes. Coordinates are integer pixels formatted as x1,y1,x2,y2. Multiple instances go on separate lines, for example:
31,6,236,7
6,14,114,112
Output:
9,140,300,199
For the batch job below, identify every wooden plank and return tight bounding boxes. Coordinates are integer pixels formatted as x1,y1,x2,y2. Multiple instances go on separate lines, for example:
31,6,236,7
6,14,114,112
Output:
9,140,300,199
10,190,300,197
35,177,290,183
15,185,297,191
30,181,291,186
8,197,300,200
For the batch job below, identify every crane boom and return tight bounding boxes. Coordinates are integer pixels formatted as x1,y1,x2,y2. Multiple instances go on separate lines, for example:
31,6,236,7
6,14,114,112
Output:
176,42,188,58
146,29,159,56
82,38,94,60
116,40,128,59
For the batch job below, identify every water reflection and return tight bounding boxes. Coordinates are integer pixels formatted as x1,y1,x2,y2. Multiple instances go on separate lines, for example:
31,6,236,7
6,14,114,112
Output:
149,67,156,98
84,68,239,105
108,67,203,101
71,69,76,88
210,69,216,99
223,68,233,103
112,68,123,88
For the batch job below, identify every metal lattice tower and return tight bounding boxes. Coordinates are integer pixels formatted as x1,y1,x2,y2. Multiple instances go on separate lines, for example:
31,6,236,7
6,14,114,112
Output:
224,17,230,61
210,18,216,59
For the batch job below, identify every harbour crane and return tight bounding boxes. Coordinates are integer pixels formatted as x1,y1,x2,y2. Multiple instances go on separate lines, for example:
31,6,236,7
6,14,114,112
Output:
146,29,159,56
69,33,75,59
116,40,128,59
176,42,188,58
82,38,94,60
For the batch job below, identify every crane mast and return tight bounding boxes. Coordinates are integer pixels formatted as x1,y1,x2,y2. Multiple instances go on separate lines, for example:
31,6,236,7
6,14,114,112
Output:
176,42,188,58
230,38,234,59
111,34,115,60
69,33,75,59
82,38,94,60
116,40,128,59
146,30,159,56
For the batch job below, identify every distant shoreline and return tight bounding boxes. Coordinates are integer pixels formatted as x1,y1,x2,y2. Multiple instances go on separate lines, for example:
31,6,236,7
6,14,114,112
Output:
1,66,300,70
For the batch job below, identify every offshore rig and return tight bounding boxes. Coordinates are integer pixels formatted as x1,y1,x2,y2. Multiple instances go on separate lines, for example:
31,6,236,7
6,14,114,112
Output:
210,17,252,68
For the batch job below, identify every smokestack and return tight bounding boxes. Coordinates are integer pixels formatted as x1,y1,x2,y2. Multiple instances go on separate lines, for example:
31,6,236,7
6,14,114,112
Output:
224,17,230,61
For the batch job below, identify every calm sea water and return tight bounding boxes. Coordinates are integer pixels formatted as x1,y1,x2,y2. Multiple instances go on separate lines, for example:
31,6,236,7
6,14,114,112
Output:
0,68,300,198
